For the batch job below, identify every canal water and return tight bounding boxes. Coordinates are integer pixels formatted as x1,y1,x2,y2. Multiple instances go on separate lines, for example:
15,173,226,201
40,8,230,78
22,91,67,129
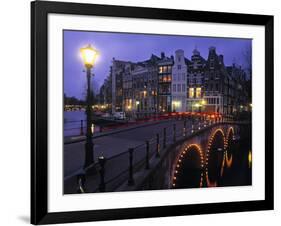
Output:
64,111,100,137
175,124,252,189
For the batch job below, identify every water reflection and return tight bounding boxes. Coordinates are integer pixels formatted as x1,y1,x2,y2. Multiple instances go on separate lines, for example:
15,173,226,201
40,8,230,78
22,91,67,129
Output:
173,125,252,189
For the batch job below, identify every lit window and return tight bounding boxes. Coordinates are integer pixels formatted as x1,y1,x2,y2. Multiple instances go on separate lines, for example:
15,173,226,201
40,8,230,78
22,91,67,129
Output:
189,88,194,98
196,87,201,98
168,66,172,73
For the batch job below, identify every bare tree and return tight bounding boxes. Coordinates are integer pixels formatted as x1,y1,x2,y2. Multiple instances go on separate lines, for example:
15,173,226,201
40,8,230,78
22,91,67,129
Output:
242,43,252,78
242,44,252,102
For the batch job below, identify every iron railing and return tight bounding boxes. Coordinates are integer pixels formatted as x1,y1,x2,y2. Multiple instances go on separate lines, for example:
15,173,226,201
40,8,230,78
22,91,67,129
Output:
73,116,227,193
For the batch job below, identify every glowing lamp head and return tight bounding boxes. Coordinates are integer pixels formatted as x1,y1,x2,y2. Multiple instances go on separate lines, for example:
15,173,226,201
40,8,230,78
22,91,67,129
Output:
80,44,99,68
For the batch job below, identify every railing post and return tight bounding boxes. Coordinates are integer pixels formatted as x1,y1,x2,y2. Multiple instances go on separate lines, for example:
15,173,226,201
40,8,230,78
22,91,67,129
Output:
191,124,194,133
76,174,86,193
163,128,167,148
156,133,160,157
173,124,176,143
128,148,135,186
198,121,201,130
98,156,106,192
80,120,84,135
183,119,187,137
146,140,150,169
84,143,94,169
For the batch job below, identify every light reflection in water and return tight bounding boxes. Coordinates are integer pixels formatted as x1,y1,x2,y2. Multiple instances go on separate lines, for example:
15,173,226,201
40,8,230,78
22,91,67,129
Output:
248,150,252,168
225,151,233,168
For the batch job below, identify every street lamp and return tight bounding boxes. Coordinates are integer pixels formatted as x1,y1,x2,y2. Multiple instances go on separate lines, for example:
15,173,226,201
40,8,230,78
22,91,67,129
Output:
80,44,99,168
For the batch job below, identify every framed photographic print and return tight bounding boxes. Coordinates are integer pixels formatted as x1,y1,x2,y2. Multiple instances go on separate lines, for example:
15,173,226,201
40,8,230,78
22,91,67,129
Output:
31,0,274,224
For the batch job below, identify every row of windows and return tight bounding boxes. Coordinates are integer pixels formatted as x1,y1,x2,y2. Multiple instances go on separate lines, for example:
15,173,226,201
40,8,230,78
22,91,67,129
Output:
206,97,220,105
206,83,220,91
189,87,202,98
159,84,171,94
158,66,172,74
172,84,186,93
173,73,186,82
188,78,204,84
159,75,172,83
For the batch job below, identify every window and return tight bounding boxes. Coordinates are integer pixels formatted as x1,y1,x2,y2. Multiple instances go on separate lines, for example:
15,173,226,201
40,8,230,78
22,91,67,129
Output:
173,74,176,81
178,74,181,81
177,84,181,92
182,84,186,92
167,66,172,73
189,88,194,98
196,87,201,98
178,65,181,70
158,67,163,73
167,75,171,82
173,84,176,92
178,57,181,62
182,73,185,81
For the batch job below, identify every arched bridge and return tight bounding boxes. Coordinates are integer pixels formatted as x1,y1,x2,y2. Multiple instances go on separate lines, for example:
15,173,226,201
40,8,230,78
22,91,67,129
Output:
67,119,251,194
134,122,252,191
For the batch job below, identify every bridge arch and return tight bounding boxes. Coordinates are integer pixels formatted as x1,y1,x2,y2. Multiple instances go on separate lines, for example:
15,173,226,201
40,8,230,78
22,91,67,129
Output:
205,129,225,187
225,127,235,148
224,127,235,168
172,144,204,189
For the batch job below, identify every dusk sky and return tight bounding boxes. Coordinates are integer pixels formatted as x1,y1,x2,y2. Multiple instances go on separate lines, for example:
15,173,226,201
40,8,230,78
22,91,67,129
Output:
64,30,251,99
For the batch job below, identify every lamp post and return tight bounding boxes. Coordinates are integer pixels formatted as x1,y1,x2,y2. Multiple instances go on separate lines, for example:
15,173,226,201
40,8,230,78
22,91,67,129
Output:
136,100,140,119
80,44,99,169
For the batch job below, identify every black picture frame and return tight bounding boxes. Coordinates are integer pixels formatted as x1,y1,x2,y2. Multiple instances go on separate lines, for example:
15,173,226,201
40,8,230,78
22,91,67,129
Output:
31,0,274,224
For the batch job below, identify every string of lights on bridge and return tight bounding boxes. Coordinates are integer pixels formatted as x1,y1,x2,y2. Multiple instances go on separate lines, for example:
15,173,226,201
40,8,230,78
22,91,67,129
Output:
172,126,236,188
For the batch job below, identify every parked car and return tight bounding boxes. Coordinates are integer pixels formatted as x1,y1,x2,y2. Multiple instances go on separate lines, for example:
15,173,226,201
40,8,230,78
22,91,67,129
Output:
113,111,126,120
102,112,111,118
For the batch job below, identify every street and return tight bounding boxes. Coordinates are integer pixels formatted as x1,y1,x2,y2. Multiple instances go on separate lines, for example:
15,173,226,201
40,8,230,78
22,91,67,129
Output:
64,118,193,178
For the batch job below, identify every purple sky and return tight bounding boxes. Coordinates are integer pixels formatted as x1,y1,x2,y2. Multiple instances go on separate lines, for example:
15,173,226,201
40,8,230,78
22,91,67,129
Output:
64,30,251,99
